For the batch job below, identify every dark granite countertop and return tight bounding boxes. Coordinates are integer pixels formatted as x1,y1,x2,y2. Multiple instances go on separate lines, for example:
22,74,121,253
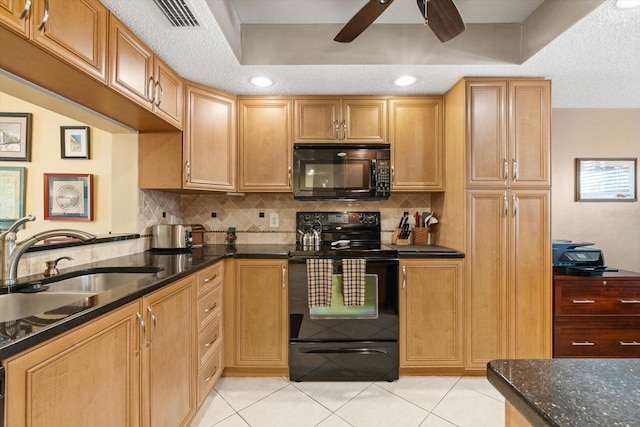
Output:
0,244,290,360
384,244,464,258
487,359,640,427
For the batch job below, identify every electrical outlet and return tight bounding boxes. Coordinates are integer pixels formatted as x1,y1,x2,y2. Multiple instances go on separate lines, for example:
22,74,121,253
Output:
269,213,279,228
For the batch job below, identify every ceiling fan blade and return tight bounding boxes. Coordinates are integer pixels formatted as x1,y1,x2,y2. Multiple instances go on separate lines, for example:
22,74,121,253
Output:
427,0,465,42
334,0,395,43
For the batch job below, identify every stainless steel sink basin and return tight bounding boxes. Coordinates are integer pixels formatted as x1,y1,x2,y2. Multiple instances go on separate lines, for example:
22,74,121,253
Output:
47,272,155,293
0,292,96,323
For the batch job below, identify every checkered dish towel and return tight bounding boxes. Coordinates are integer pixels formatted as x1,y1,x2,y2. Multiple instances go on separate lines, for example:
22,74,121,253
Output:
306,259,333,308
342,259,366,306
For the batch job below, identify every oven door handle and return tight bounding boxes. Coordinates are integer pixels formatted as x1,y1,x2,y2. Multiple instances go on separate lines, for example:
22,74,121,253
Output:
302,348,389,355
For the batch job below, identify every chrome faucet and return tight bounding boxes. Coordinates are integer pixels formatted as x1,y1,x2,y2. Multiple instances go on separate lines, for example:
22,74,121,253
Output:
0,215,96,287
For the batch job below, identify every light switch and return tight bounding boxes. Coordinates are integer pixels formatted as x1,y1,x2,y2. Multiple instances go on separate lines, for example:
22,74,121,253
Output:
269,213,279,228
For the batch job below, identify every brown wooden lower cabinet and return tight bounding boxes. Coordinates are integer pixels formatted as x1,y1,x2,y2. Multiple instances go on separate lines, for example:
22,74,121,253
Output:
400,259,465,374
223,259,289,376
3,276,197,427
554,272,640,357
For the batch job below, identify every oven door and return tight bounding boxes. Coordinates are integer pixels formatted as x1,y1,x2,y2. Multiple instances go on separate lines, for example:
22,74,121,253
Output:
288,257,399,342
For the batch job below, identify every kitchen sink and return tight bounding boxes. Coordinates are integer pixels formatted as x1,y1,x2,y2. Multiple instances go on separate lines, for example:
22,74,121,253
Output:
0,292,96,323
46,272,156,293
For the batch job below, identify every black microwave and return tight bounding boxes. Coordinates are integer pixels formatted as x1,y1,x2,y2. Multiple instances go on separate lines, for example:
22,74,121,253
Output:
293,143,391,200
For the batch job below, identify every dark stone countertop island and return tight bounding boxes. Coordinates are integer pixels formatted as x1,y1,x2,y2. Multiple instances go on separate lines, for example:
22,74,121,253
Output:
487,358,640,427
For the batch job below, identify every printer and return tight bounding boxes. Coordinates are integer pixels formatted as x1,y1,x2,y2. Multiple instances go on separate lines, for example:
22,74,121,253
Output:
552,240,617,275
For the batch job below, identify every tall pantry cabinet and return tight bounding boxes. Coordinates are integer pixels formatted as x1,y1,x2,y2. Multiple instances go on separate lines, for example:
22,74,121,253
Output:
440,78,552,371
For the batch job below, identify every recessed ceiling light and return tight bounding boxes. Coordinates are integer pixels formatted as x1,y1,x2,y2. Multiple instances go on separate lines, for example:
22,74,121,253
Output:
394,75,417,87
250,76,273,87
616,0,640,8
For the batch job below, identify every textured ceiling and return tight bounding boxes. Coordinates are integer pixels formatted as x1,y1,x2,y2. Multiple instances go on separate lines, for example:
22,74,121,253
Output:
100,0,640,108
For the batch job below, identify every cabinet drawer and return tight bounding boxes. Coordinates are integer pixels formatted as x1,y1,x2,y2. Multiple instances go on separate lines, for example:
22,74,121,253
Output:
198,314,222,367
554,323,640,357
555,285,640,315
198,346,223,406
197,262,224,295
198,285,222,329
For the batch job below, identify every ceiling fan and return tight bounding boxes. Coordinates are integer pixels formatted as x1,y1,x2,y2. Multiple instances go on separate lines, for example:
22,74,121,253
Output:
334,0,466,43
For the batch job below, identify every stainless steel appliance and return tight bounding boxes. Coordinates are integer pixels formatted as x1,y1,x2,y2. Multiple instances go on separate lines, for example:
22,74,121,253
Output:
292,143,391,200
289,211,399,381
151,224,192,250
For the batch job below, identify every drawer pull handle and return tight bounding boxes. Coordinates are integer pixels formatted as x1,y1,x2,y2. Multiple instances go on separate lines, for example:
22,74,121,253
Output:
620,341,640,346
204,302,218,313
204,335,219,348
204,366,218,382
571,341,594,346
620,299,640,304
572,299,595,304
204,274,218,283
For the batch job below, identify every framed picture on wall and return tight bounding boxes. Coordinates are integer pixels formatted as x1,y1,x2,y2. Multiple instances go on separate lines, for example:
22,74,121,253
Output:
575,158,637,202
0,112,32,161
44,173,93,221
0,166,26,230
60,126,90,159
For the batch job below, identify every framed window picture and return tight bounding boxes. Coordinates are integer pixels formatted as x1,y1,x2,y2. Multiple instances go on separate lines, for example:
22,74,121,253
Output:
44,173,93,221
60,126,90,159
0,166,26,230
575,158,637,202
0,112,32,161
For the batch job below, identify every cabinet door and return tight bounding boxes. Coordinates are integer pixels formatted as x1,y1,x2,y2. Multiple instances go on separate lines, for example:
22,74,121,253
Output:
508,189,552,359
294,97,341,141
184,84,237,191
0,0,30,36
109,15,153,109
4,302,142,427
31,0,107,82
466,80,508,187
342,97,387,142
235,259,288,366
389,97,444,191
153,58,183,129
400,259,464,367
466,190,509,369
142,276,196,427
238,97,293,191
508,80,551,187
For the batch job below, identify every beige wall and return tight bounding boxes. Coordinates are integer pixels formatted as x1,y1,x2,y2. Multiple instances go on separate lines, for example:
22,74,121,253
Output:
552,109,640,272
0,87,138,237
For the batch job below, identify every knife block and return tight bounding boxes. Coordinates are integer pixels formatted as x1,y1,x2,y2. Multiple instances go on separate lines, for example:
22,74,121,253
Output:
392,228,411,245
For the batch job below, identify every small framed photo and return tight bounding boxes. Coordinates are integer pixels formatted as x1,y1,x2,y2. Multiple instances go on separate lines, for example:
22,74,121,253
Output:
60,126,90,159
0,112,32,161
0,166,26,230
575,158,637,202
44,173,93,221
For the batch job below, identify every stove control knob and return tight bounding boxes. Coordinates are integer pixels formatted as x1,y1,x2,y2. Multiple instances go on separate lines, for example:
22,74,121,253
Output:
303,214,311,222
365,214,377,224
357,214,366,223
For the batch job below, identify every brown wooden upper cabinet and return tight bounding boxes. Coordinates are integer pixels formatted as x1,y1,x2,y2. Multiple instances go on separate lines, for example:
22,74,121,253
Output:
238,97,293,192
294,97,387,143
184,82,237,191
389,97,444,191
466,79,550,188
109,14,183,129
0,0,108,83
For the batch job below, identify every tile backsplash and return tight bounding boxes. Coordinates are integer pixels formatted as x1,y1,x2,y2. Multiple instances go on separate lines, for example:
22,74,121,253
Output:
141,190,433,245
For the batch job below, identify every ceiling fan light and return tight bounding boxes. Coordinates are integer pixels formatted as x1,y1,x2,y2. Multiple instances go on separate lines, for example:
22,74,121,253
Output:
616,0,640,8
250,76,273,87
394,75,417,86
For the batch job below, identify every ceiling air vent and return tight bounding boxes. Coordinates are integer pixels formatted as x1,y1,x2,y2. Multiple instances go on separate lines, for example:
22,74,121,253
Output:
153,0,199,27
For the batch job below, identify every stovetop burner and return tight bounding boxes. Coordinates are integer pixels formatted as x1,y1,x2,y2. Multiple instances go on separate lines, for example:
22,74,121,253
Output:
291,211,397,259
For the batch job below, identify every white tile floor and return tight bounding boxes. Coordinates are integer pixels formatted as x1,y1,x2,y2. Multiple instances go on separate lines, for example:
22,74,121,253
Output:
190,376,505,427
